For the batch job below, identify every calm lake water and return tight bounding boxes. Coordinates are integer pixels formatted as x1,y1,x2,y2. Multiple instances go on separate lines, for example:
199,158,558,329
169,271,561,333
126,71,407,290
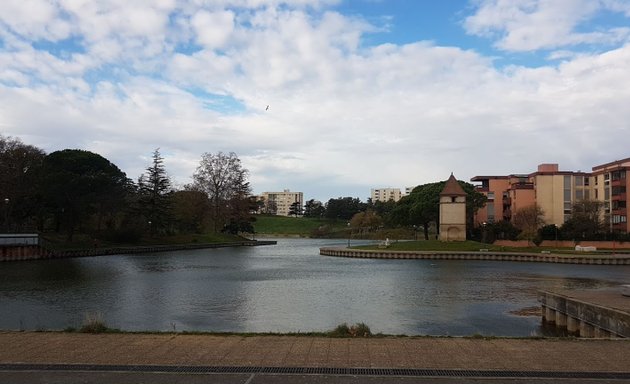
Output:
1,238,629,336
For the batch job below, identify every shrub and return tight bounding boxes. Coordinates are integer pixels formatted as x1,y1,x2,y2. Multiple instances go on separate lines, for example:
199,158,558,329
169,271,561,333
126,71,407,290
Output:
328,322,372,337
80,312,108,333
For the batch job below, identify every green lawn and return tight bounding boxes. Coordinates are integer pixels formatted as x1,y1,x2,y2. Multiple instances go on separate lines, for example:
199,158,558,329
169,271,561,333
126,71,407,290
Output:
253,215,347,236
357,240,570,253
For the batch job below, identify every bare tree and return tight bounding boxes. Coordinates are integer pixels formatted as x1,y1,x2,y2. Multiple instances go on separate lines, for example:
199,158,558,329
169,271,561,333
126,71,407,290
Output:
192,152,250,232
512,204,545,244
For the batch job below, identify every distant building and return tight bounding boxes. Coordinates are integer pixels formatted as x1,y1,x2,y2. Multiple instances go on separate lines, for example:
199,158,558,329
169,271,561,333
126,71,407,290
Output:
439,174,467,241
261,189,304,217
370,188,402,202
471,158,629,233
592,158,630,233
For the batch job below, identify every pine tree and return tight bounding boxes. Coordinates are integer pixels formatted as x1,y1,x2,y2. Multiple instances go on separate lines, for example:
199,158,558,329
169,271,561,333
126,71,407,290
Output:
137,149,173,235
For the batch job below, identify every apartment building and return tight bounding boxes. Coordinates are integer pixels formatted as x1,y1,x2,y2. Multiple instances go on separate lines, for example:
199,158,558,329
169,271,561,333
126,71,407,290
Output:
260,189,303,217
371,188,402,202
591,158,629,233
471,159,629,233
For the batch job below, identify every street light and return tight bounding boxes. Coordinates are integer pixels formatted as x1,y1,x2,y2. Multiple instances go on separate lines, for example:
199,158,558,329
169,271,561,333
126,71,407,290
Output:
4,198,9,233
347,222,350,247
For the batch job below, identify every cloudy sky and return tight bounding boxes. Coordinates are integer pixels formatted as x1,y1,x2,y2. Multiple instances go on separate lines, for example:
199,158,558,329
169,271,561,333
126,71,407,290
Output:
1,0,630,202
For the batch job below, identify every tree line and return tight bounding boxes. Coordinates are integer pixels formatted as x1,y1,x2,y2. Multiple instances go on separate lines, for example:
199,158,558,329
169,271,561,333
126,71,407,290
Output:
0,135,254,242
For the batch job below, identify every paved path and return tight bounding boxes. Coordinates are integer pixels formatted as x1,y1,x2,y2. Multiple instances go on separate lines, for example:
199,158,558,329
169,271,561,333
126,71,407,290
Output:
1,332,630,373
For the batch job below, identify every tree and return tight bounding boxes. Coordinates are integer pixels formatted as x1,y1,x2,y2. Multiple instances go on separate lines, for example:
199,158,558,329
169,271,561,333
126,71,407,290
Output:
366,199,397,226
349,210,382,237
324,197,365,221
303,199,325,218
288,201,303,217
41,149,129,241
390,180,486,240
512,204,545,244
192,152,251,232
0,135,46,231
172,189,210,233
561,200,604,240
137,149,173,235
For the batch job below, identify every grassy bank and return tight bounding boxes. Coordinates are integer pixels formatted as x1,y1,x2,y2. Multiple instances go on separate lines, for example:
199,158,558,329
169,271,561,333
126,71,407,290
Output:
357,240,570,253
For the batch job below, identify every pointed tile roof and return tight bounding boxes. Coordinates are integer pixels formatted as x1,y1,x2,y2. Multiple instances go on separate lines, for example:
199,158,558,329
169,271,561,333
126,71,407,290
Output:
440,173,467,196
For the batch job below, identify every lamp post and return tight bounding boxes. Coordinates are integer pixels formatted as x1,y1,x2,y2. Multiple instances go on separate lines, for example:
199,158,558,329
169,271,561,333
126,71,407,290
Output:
4,198,9,233
347,222,350,247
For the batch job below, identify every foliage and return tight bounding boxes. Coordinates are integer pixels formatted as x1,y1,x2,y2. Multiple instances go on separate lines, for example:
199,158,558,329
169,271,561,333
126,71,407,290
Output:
303,199,325,218
561,200,604,240
288,201,303,217
512,205,545,243
349,209,382,236
41,149,129,241
324,197,366,221
137,149,173,235
80,312,109,333
475,220,521,243
391,180,486,240
253,215,346,236
328,322,372,337
192,152,251,232
172,189,211,233
366,199,397,226
0,135,46,232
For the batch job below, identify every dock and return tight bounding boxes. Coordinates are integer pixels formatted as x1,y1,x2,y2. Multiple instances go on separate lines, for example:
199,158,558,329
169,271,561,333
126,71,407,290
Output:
539,288,630,338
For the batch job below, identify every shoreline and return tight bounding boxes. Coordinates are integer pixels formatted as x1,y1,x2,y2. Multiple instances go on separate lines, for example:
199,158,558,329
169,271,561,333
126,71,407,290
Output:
320,247,630,265
0,240,277,262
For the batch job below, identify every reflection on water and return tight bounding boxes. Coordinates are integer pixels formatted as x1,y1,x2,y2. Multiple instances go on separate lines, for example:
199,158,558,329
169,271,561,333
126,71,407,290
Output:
0,238,628,336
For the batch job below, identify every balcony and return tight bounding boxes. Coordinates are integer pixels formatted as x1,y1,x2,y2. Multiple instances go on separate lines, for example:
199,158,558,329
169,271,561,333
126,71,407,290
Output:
511,183,534,190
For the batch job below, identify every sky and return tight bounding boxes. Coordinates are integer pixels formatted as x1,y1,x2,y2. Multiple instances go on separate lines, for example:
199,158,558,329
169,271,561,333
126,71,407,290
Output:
1,0,630,202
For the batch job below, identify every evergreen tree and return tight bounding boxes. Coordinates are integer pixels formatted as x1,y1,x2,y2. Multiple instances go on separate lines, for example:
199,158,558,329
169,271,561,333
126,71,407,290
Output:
137,149,173,235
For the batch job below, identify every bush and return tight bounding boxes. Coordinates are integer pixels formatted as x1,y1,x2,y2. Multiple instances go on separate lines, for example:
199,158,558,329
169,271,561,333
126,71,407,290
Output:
80,312,109,333
328,322,372,337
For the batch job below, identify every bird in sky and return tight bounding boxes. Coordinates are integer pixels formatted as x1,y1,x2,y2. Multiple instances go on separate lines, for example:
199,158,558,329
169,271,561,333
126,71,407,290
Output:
265,105,269,111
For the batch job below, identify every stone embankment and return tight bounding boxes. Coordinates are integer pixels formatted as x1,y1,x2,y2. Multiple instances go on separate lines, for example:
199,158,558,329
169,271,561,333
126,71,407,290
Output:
320,247,630,265
0,240,276,262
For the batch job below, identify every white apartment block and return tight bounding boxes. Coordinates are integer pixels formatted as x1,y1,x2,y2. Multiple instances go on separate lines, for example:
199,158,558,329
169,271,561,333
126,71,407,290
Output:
371,188,402,202
261,189,304,216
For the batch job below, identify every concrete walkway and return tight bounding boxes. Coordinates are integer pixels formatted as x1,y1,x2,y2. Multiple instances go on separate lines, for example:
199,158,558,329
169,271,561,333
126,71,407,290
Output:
1,332,630,373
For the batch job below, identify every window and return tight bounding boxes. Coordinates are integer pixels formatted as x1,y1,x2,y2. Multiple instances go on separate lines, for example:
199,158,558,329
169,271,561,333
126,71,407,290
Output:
575,189,583,200
487,202,495,223
575,176,583,186
584,177,590,186
487,192,495,200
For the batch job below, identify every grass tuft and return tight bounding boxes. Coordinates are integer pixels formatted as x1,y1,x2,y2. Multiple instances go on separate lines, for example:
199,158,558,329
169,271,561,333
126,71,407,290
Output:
80,312,109,333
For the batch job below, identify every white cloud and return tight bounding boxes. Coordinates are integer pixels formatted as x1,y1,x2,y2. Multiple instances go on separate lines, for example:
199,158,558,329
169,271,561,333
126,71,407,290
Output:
1,1,630,201
464,0,630,51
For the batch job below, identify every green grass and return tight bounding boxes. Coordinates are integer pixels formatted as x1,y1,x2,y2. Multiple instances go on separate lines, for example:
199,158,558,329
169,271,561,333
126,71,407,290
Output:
253,215,347,236
356,240,573,253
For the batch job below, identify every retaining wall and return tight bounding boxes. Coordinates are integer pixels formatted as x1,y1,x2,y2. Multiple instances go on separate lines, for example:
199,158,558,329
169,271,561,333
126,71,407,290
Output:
539,290,630,338
0,240,277,262
320,247,630,265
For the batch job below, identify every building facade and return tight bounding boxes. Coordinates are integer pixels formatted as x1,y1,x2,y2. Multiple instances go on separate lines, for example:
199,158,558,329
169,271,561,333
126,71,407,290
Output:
591,158,629,233
370,188,402,202
471,158,630,233
260,189,304,217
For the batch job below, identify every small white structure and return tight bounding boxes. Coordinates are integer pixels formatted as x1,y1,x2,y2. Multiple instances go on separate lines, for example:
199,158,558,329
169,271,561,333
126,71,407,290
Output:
575,245,597,252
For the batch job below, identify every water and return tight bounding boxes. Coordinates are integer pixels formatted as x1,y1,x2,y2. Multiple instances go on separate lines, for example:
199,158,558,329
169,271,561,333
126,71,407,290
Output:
0,238,628,336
